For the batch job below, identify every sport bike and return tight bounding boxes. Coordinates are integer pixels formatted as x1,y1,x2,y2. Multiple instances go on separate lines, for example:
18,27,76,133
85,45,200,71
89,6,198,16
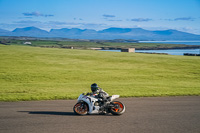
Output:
73,93,125,115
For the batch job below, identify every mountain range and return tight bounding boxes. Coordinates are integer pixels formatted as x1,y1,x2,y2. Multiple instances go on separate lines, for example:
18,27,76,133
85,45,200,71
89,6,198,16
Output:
0,26,200,40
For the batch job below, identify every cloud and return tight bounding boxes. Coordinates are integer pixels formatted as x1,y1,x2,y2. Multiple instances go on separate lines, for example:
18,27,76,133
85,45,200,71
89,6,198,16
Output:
174,17,194,21
22,11,54,17
164,17,195,21
47,21,69,25
129,18,152,22
177,27,200,35
0,20,108,31
106,19,122,22
73,18,83,21
103,14,122,21
15,20,42,24
103,14,116,18
0,20,43,31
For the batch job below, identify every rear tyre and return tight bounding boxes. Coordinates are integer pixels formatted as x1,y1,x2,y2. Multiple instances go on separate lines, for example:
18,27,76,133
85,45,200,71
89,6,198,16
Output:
73,102,88,115
109,101,125,115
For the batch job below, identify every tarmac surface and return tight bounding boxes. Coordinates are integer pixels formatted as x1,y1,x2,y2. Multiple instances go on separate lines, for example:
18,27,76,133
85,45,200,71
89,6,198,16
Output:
0,96,200,133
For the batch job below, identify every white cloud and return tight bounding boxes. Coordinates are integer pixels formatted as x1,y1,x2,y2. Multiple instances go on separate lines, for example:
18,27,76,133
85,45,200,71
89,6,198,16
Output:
103,14,116,18
22,11,54,17
129,18,153,22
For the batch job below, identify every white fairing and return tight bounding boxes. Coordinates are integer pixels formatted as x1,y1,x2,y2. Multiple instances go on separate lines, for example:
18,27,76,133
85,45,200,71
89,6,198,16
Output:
77,94,120,114
110,95,120,101
77,94,100,114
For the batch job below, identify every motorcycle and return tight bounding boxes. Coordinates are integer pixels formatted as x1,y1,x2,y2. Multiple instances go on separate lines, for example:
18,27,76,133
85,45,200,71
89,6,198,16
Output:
73,93,125,115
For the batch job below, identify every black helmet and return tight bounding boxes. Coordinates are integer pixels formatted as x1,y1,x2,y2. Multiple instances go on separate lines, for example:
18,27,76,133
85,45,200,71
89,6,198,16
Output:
91,83,99,93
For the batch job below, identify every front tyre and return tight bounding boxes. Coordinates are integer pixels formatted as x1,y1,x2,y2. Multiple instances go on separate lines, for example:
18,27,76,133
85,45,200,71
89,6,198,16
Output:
109,101,125,115
73,102,88,115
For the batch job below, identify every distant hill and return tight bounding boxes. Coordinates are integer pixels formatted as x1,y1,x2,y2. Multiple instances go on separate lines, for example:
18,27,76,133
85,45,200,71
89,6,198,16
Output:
12,27,49,37
0,29,13,36
0,26,200,40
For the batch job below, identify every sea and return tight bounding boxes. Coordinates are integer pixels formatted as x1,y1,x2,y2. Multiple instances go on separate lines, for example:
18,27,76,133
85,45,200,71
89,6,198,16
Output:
138,41,200,55
100,41,200,56
139,41,200,46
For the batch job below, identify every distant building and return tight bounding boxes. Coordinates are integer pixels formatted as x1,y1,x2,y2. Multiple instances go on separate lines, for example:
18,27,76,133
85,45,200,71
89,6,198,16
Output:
121,48,135,53
91,48,102,50
23,42,32,45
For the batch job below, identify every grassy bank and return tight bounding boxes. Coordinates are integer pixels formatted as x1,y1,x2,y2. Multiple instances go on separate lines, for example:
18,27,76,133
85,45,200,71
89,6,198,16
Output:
1,37,199,50
0,44,200,101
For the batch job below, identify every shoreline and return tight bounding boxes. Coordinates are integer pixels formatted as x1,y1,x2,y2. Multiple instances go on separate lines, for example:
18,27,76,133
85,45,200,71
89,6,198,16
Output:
136,46,200,50
100,45,200,50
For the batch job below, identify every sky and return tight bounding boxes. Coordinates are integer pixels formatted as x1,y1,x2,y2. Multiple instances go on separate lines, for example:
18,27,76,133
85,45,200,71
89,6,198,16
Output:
0,0,200,34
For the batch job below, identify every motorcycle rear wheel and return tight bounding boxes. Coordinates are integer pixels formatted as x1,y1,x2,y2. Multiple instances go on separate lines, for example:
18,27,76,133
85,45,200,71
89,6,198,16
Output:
73,102,88,115
109,101,125,115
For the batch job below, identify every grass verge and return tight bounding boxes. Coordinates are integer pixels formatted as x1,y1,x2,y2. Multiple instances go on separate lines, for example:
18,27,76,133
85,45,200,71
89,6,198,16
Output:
0,44,200,101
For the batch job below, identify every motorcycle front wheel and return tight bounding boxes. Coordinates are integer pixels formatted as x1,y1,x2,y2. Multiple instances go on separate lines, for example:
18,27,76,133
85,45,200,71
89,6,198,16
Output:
109,101,125,115
73,102,88,115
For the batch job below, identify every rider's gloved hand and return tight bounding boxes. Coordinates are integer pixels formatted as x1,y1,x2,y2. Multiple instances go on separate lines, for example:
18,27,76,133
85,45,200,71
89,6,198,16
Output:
86,92,91,95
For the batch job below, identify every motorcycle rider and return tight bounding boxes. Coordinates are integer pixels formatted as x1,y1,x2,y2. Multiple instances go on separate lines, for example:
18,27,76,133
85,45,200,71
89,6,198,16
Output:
90,83,109,98
89,83,110,110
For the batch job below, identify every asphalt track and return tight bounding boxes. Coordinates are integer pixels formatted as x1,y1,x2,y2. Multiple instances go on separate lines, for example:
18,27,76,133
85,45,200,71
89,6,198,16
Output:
0,96,200,133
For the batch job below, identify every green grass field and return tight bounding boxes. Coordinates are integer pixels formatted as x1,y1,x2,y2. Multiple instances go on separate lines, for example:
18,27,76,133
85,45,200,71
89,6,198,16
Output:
0,44,200,101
